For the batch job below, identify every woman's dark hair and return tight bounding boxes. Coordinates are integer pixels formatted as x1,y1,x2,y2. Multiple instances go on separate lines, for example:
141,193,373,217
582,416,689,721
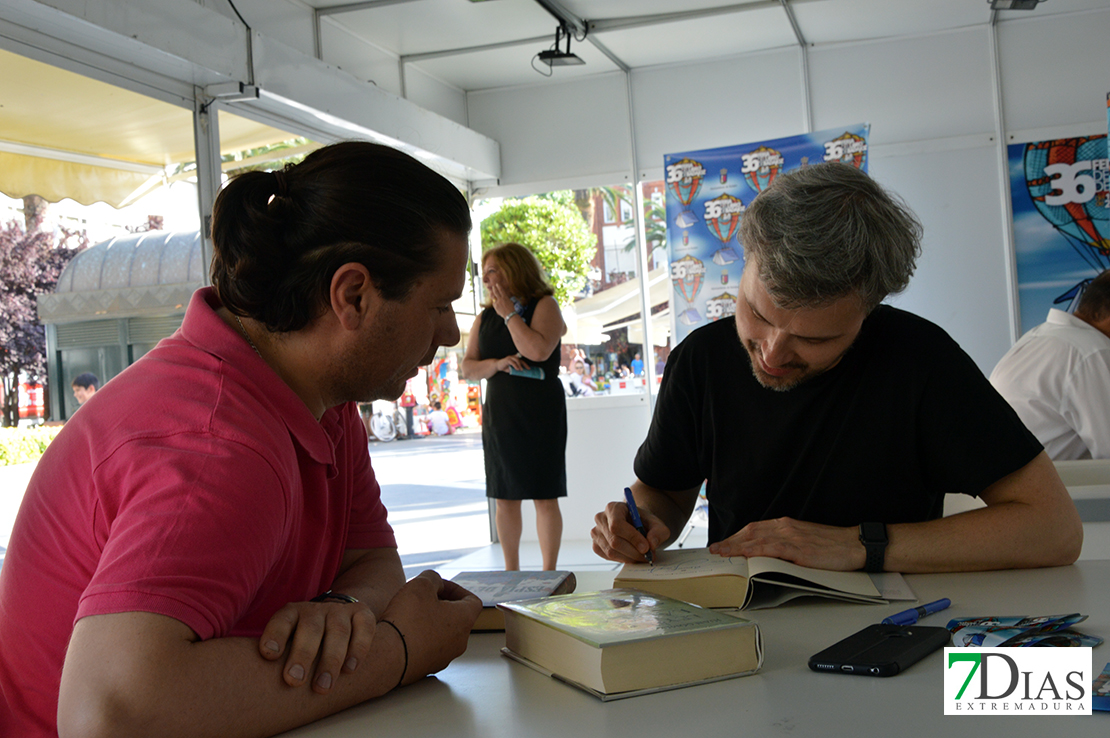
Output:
210,141,471,332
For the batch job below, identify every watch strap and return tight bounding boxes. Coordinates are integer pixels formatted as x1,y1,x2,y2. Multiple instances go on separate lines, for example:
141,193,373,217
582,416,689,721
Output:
858,522,888,573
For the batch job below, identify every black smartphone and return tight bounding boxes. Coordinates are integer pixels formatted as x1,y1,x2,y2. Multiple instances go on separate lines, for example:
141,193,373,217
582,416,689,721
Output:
808,623,950,677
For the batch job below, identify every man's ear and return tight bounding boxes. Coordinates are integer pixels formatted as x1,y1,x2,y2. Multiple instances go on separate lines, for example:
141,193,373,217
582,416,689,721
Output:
329,263,377,330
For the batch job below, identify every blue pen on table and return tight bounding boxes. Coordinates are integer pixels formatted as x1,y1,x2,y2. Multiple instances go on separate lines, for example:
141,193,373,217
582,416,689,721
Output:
623,487,654,565
881,598,951,626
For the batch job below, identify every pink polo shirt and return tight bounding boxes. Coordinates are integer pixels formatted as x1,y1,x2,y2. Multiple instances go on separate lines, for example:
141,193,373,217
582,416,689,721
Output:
0,288,396,737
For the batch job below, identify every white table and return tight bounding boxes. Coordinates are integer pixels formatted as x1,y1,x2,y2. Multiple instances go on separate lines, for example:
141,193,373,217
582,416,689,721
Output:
280,562,1110,737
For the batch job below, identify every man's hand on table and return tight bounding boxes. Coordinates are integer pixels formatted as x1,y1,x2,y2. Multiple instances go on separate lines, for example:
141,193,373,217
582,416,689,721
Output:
260,570,482,694
708,517,867,571
379,571,482,686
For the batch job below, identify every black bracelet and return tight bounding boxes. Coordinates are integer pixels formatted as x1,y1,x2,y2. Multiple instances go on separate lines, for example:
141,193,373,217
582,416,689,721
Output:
310,590,359,604
378,620,408,690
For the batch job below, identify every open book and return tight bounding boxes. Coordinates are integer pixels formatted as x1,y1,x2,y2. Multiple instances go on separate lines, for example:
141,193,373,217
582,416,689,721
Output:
614,547,909,610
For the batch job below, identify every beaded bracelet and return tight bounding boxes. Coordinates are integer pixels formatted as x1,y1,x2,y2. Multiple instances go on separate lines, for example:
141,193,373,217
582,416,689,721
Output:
379,620,408,690
310,590,359,604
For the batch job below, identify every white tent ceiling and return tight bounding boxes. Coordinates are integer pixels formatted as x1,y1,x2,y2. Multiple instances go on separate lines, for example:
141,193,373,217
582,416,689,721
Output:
304,0,1104,93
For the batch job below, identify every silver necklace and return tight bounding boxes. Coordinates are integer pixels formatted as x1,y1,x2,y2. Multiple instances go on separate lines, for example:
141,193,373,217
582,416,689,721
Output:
234,314,263,358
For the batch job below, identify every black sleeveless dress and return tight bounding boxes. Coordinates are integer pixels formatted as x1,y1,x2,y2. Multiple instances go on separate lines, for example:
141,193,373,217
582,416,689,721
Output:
478,303,567,500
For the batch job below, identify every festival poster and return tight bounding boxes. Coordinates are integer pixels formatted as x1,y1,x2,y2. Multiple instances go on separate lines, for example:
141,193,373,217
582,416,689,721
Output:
664,124,870,345
1008,128,1109,336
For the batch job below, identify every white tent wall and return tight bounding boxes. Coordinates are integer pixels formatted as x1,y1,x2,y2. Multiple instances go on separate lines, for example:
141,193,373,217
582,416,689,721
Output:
999,10,1110,132
468,72,636,194
808,27,1007,372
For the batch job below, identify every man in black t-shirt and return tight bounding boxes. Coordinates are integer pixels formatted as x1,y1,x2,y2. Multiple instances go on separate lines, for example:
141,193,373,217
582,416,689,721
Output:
591,163,1082,574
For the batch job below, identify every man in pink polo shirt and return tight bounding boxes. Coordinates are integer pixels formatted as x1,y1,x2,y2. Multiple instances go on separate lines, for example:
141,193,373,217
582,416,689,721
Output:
0,142,482,738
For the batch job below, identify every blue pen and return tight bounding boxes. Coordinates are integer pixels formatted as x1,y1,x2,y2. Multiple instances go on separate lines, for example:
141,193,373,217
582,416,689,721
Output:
881,598,951,626
623,487,654,565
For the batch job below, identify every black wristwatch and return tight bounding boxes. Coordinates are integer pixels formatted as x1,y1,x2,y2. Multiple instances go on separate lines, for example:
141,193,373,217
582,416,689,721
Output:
858,522,888,573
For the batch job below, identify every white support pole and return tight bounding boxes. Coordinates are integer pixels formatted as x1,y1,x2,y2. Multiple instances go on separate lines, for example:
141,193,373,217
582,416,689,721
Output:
193,89,224,286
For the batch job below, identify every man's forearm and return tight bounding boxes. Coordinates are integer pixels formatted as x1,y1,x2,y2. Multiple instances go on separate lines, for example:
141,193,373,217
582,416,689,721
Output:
884,498,1082,573
331,547,406,617
887,452,1081,573
59,612,406,738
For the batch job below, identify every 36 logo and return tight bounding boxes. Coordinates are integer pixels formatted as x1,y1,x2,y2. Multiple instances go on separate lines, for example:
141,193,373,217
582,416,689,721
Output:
944,648,1091,715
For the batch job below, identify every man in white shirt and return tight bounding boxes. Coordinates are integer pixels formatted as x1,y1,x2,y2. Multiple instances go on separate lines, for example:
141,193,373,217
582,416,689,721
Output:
990,269,1110,460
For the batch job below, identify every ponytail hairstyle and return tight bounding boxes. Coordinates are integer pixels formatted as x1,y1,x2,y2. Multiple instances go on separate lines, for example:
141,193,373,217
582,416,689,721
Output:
210,141,471,332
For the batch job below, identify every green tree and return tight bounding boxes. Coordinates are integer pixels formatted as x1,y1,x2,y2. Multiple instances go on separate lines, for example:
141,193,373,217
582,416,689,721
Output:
481,197,597,305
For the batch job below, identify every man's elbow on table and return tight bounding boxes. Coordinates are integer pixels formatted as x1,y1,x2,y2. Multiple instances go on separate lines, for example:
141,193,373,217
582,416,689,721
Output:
58,688,148,738
1044,508,1084,567
984,450,1085,569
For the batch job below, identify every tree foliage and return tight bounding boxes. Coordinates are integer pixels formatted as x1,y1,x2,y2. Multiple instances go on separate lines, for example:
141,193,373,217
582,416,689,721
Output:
480,196,597,305
0,221,85,426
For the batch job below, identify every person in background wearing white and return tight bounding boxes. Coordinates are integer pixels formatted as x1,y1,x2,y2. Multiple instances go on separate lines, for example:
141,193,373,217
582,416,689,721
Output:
428,401,452,436
567,359,596,396
990,268,1110,460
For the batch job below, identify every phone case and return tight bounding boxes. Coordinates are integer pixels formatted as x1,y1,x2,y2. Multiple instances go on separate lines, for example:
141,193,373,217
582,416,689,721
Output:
808,623,951,677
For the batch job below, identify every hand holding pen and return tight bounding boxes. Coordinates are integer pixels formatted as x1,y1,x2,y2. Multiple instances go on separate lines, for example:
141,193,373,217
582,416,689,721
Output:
624,487,654,565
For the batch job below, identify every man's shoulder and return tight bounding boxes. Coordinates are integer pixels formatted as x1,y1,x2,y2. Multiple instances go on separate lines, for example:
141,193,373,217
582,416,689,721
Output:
1034,309,1110,352
677,318,741,354
861,305,958,354
661,320,745,396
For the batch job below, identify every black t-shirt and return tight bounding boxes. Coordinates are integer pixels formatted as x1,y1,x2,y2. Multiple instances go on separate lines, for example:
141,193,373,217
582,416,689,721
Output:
634,306,1043,544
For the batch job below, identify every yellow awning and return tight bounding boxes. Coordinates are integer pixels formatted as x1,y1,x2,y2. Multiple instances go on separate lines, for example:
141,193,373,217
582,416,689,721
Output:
0,47,306,207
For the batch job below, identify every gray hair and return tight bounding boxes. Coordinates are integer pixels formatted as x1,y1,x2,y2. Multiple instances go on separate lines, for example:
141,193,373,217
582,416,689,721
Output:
739,162,923,311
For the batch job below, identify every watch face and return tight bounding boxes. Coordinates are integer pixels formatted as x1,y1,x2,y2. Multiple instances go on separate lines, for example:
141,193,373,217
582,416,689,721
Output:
860,522,888,544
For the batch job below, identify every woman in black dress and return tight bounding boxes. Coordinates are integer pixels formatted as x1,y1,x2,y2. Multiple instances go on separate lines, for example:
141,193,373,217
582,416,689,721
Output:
462,243,567,570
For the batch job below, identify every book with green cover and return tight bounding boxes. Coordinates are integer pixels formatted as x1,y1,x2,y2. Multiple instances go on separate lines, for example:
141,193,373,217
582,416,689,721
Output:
499,588,763,700
614,547,901,610
450,570,577,631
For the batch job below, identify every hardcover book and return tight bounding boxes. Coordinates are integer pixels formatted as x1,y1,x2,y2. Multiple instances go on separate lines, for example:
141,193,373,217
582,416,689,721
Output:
614,547,894,610
499,588,762,700
450,570,577,631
